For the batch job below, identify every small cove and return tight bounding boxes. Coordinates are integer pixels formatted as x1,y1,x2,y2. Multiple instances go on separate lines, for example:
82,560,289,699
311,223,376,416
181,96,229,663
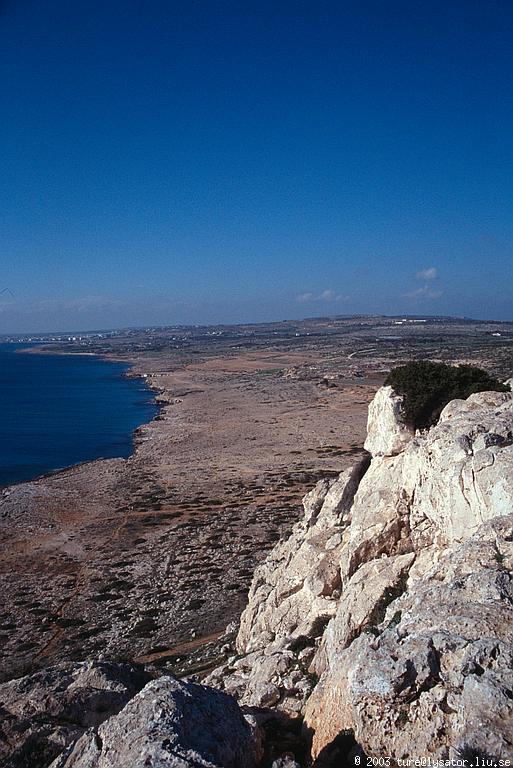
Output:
0,343,157,487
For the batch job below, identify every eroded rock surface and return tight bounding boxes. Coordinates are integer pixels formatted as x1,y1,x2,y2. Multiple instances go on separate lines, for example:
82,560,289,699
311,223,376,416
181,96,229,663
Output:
363,385,414,457
206,461,369,715
50,676,261,768
210,384,513,762
306,515,513,760
0,661,154,768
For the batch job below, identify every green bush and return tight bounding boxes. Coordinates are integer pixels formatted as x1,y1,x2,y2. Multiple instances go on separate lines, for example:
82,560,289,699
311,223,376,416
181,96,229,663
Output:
385,361,509,430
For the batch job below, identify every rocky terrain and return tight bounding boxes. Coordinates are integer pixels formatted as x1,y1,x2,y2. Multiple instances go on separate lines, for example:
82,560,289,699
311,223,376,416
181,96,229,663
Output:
208,380,513,762
0,349,374,683
2,376,512,766
0,660,261,768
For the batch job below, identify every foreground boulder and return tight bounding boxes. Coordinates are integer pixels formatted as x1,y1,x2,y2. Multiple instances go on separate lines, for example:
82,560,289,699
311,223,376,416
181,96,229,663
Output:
50,676,261,768
210,384,513,762
0,662,260,768
0,661,154,768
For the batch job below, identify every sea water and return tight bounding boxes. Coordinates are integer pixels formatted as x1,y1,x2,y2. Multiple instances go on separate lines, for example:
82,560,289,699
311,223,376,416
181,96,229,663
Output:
0,343,157,487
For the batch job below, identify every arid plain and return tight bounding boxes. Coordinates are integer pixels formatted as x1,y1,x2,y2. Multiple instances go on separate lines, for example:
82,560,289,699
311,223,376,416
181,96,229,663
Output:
1,315,512,682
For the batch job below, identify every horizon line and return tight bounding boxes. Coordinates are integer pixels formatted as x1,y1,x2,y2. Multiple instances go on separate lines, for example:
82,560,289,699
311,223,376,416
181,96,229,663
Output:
1,312,511,339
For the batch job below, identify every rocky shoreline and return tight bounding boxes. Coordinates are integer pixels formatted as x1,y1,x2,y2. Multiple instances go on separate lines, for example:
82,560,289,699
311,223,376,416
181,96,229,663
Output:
0,348,374,683
2,379,512,766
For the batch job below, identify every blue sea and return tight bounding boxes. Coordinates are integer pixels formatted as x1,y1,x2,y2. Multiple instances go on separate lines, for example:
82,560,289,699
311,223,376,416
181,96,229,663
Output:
0,343,157,487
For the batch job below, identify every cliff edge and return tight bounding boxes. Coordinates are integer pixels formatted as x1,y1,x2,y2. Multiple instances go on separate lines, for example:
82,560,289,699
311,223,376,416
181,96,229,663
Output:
2,381,512,767
208,382,513,763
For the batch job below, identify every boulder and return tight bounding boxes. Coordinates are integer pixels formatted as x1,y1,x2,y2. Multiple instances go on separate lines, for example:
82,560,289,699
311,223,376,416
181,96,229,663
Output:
0,661,154,768
50,676,261,768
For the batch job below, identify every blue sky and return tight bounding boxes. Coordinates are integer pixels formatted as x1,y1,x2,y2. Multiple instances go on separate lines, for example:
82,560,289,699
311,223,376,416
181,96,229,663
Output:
1,0,512,332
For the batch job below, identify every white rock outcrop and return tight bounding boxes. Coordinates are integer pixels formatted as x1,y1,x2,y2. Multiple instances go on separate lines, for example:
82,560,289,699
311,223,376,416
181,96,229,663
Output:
364,385,414,457
306,515,513,759
211,383,513,762
206,462,369,714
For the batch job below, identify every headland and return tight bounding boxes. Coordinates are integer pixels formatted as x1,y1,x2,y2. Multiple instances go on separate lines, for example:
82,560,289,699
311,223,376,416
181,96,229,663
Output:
0,314,511,683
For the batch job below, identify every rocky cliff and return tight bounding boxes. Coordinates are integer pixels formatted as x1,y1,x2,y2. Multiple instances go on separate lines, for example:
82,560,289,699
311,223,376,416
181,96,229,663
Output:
1,382,512,767
208,383,513,763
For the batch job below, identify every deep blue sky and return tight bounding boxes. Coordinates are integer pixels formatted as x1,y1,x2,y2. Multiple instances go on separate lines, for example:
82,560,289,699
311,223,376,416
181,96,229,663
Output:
1,0,513,332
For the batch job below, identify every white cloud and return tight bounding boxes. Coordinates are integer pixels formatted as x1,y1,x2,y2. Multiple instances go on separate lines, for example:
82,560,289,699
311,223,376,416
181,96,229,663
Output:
296,289,345,303
403,286,444,300
33,296,126,313
416,267,438,280
296,292,315,303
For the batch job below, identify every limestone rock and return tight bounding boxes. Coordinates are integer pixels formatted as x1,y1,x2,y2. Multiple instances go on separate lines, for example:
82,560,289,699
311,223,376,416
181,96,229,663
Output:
346,387,513,577
50,676,261,768
210,382,513,759
236,463,367,656
0,661,154,768
207,461,368,716
403,389,513,545
306,515,513,760
337,453,413,585
364,385,414,457
314,552,415,675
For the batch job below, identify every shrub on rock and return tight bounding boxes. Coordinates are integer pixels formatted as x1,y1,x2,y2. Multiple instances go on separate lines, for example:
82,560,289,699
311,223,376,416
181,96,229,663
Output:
385,360,508,429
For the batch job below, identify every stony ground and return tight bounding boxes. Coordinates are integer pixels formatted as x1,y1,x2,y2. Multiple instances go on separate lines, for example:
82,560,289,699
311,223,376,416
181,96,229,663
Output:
3,313,510,684
0,348,376,682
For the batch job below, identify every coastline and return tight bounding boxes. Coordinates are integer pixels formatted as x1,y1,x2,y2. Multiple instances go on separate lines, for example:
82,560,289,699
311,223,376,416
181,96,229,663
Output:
0,345,376,682
0,344,160,491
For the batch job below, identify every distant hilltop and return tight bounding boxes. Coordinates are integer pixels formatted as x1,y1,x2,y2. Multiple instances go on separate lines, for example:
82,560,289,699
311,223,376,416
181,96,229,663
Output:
2,312,513,343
